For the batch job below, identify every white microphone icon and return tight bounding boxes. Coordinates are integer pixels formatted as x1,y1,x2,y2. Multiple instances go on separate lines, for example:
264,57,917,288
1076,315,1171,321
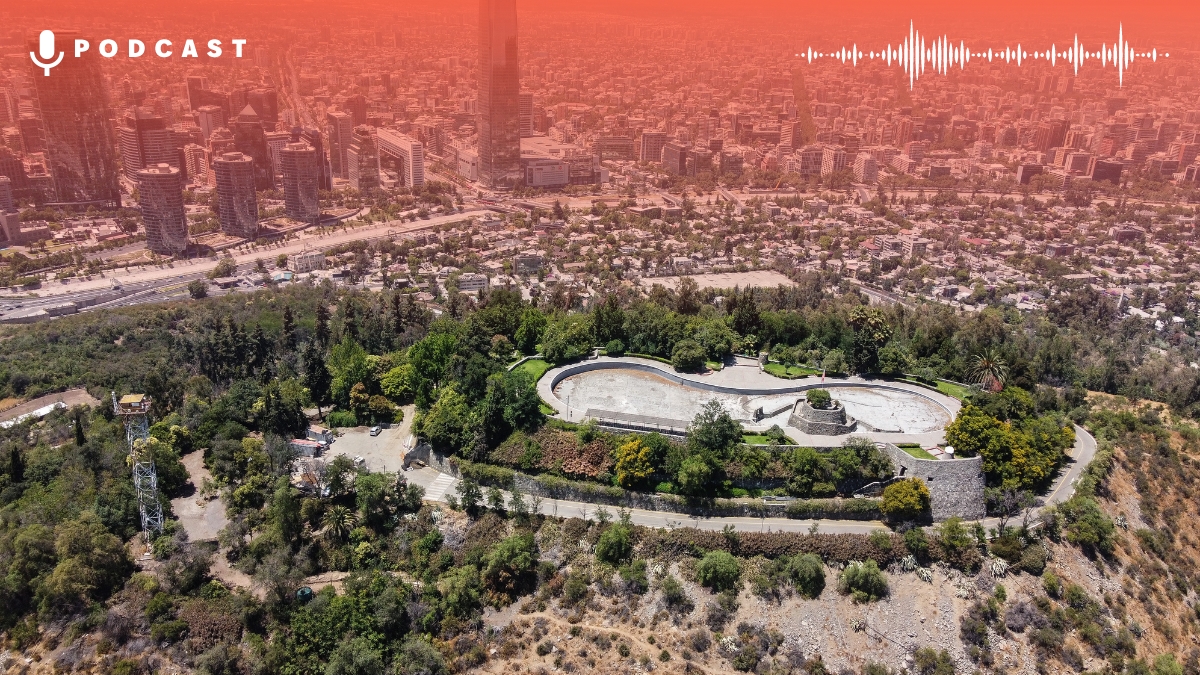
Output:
30,30,65,76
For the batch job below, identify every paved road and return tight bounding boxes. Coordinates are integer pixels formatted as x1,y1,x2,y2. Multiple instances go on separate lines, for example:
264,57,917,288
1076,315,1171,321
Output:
402,423,1096,533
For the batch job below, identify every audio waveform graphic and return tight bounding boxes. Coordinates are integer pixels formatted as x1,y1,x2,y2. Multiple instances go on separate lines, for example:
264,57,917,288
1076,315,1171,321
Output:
799,23,1167,89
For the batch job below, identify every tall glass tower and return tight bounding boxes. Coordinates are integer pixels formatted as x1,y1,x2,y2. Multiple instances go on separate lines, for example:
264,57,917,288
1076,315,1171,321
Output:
478,0,521,189
28,31,120,206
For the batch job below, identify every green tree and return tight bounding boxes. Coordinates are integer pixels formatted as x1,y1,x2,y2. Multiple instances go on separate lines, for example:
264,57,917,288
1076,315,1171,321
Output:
848,305,893,373
482,533,538,600
416,385,472,452
671,339,707,372
687,400,742,455
514,308,548,355
325,636,384,675
880,478,932,521
327,339,372,409
188,279,208,299
696,550,741,592
540,314,594,364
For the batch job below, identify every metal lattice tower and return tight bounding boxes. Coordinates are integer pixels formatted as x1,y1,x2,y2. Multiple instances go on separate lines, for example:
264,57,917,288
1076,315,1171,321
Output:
112,392,164,540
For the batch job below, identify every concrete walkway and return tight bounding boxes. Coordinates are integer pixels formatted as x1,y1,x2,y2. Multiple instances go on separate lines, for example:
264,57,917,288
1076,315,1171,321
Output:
403,423,1097,534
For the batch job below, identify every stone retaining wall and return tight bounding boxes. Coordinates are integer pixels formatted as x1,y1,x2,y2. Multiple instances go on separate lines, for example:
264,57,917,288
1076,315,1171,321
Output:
882,444,985,520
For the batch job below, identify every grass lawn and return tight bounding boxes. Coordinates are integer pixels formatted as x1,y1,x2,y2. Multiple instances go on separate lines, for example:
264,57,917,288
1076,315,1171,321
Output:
514,358,551,383
706,361,724,371
763,362,819,379
935,380,973,401
742,433,797,445
899,443,938,460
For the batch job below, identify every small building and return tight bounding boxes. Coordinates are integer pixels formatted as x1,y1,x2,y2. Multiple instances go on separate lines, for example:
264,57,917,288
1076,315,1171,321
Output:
289,250,326,274
289,438,322,457
307,425,334,445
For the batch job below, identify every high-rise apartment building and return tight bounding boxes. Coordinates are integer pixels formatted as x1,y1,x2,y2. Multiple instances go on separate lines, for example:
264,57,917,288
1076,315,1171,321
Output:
137,163,188,255
301,127,333,191
118,108,177,181
28,31,119,206
820,145,847,176
852,153,879,183
280,142,320,224
327,111,353,179
196,105,227,141
183,144,208,184
478,0,522,188
0,176,12,212
661,142,687,174
230,105,275,190
639,131,668,163
344,95,367,127
519,92,534,138
213,152,258,239
346,126,380,191
376,128,425,188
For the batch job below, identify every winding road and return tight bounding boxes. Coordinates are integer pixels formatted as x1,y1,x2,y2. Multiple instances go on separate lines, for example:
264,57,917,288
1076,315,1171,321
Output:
403,422,1097,534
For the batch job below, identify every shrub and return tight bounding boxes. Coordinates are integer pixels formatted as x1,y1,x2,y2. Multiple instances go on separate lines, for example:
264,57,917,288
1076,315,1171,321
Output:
671,339,707,372
605,339,626,356
326,410,358,428
786,553,825,598
912,647,955,675
838,560,888,603
696,550,741,592
806,389,832,409
1017,544,1048,575
614,438,654,489
1042,570,1061,598
880,478,931,521
659,574,693,613
595,525,633,565
618,560,648,594
1057,495,1115,555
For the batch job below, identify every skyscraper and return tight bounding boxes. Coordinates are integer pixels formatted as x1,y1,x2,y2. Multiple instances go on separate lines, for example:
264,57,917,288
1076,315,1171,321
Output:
0,176,13,212
230,105,275,190
213,152,258,240
247,89,279,125
301,127,333,191
344,95,367,127
478,0,522,189
327,111,353,179
346,126,380,191
196,105,227,141
280,142,320,224
119,108,177,181
137,164,188,255
28,31,119,206
519,92,533,138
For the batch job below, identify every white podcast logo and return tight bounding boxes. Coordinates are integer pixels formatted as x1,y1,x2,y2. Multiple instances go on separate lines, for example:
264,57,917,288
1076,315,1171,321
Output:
31,30,247,75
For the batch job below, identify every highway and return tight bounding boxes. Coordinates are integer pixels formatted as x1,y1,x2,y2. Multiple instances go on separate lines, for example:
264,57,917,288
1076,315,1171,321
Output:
0,209,499,320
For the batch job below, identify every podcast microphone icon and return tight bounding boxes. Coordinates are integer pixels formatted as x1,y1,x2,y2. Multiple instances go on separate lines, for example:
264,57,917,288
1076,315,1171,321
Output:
30,30,65,76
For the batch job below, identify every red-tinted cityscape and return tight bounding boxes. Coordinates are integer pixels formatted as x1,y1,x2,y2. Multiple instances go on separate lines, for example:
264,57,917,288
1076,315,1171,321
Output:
1,1,1197,312
3,2,1200,674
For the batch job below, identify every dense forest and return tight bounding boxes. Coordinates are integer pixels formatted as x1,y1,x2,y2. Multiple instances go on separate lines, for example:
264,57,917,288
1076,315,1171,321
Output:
0,276,1198,673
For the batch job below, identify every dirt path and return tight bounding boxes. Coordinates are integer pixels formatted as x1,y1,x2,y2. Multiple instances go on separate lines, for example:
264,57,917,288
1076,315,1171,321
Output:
172,451,228,542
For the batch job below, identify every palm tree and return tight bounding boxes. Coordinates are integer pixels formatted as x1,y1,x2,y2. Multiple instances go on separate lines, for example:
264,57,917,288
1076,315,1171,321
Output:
969,348,1008,392
323,505,356,541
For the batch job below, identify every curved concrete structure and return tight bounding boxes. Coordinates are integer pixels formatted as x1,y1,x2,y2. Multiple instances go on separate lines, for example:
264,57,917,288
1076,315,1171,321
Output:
789,400,858,435
538,356,961,446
